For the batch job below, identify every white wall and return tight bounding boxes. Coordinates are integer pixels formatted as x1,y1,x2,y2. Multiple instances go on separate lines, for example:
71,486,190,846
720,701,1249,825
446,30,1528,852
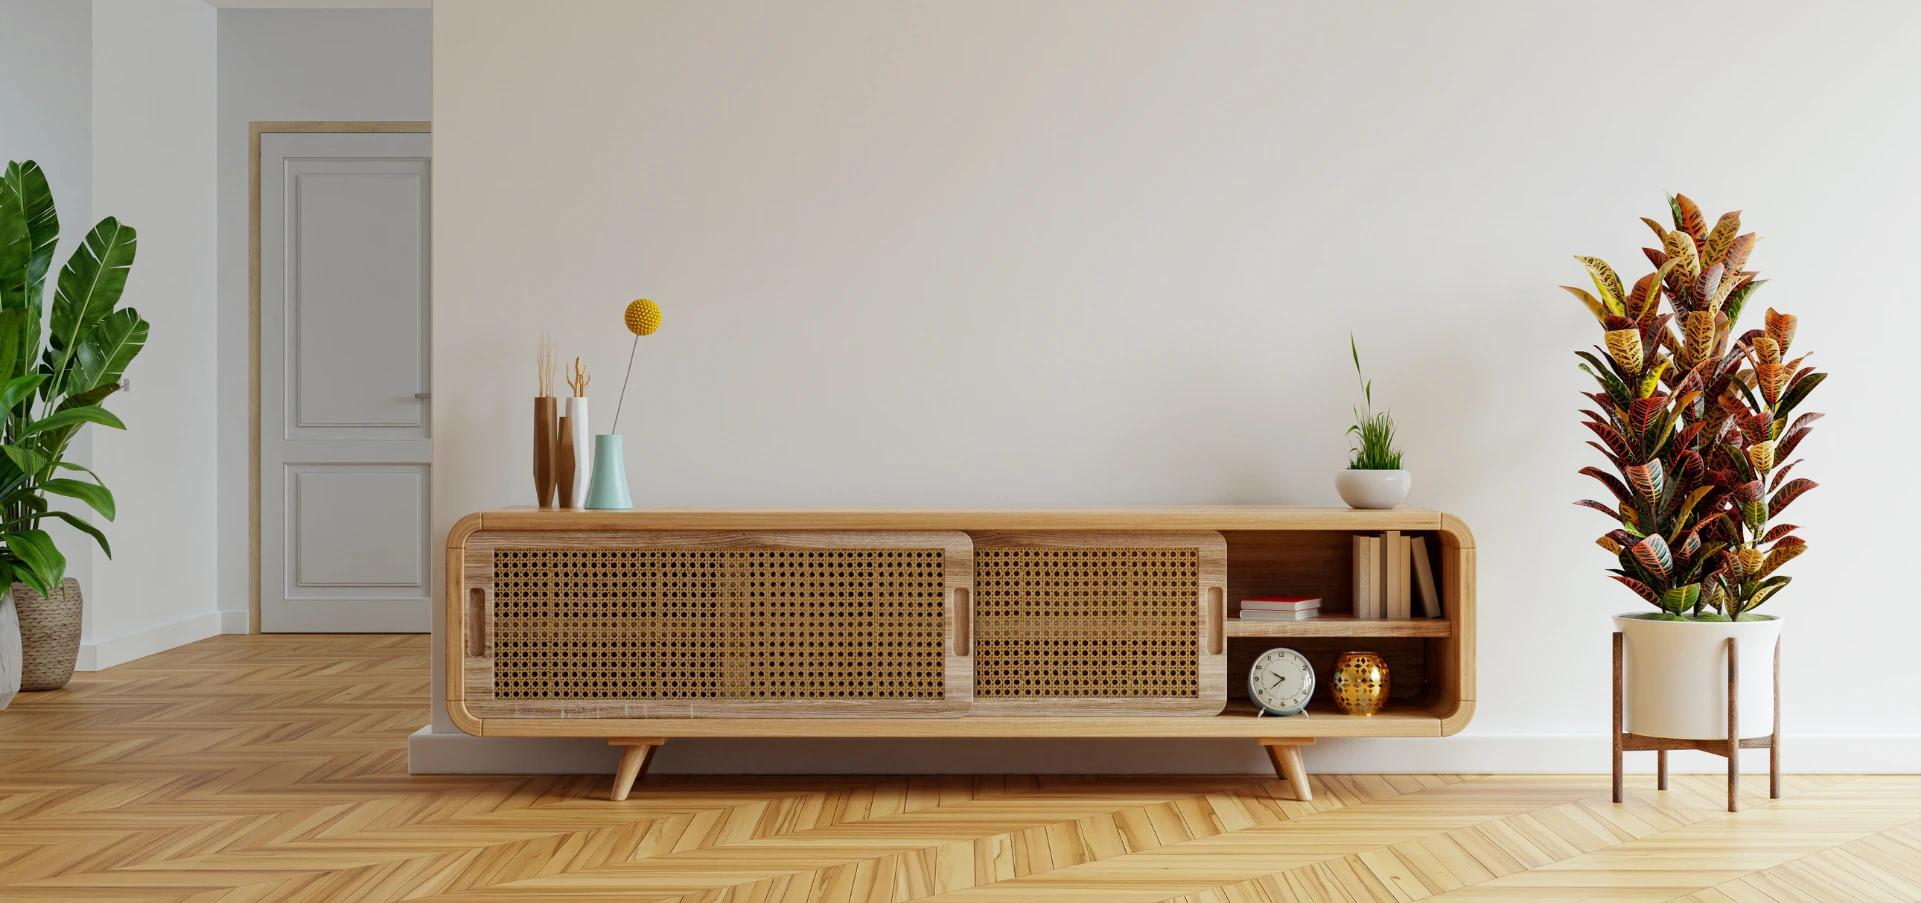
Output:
0,0,96,627
85,0,220,668
215,8,433,633
423,0,1921,773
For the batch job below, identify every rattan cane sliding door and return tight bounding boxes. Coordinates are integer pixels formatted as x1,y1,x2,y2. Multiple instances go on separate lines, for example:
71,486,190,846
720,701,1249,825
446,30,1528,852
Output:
967,531,1228,715
457,531,974,718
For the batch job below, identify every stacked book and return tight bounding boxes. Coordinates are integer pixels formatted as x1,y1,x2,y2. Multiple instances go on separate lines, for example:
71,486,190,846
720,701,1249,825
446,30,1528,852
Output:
1352,531,1442,619
1238,596,1321,621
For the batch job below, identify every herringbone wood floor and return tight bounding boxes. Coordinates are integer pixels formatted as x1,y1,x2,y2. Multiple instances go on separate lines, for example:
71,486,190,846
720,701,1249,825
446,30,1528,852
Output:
1,636,1917,902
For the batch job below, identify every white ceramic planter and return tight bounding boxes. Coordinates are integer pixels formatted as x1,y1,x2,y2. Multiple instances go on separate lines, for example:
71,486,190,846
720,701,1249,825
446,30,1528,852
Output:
565,397,592,508
1335,469,1411,509
1614,614,1782,740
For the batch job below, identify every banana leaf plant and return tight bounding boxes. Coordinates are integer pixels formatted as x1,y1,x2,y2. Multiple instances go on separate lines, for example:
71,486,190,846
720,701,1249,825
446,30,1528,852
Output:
0,160,147,597
1563,195,1785,619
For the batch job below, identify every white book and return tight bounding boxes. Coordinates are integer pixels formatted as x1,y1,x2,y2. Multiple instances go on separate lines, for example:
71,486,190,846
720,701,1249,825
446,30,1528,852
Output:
1241,597,1322,612
1384,531,1405,619
1411,535,1442,618
1237,609,1321,621
1353,535,1373,618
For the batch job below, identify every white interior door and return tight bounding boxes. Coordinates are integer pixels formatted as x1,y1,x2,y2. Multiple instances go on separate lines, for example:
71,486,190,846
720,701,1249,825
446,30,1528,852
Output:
260,131,431,633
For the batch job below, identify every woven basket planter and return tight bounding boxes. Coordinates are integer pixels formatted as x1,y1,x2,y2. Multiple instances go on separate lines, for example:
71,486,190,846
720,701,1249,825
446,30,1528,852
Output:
13,579,81,691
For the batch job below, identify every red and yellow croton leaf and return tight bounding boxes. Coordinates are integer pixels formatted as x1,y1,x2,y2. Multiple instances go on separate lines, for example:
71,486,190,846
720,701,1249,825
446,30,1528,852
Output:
1703,211,1741,266
1761,523,1799,543
1575,256,1626,311
1768,459,1803,491
1580,466,1633,503
1561,285,1607,322
1630,534,1673,578
1577,499,1623,522
1760,538,1807,578
1611,574,1660,605
1672,194,1709,242
1681,310,1715,368
1626,273,1661,318
1691,263,1724,312
1769,478,1816,518
1662,229,1702,289
1583,420,1635,461
1766,307,1797,351
1723,233,1756,273
1746,439,1775,473
1605,329,1643,371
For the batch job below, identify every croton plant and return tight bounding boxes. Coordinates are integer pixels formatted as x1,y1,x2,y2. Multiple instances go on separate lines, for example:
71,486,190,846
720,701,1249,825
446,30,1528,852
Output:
1564,195,1823,621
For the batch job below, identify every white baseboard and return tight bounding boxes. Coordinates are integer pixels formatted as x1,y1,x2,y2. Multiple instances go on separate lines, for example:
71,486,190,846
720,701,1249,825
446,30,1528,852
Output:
218,609,251,634
407,726,1921,776
76,611,223,671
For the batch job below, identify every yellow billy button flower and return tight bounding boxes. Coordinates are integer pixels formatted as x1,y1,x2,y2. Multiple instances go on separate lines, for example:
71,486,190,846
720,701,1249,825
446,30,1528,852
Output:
624,298,662,336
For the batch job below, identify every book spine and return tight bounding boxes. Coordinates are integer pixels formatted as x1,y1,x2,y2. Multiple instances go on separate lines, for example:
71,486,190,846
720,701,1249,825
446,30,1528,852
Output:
1411,535,1442,618
1369,535,1384,618
1398,533,1412,618
1353,535,1371,618
1384,531,1403,619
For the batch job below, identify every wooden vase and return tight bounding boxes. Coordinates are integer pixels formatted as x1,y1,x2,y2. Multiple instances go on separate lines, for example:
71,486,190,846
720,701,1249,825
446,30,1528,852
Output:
555,414,576,506
533,397,559,507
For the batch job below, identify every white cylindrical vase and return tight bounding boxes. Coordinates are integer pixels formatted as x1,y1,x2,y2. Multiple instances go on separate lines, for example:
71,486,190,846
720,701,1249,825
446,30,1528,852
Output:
1614,614,1782,740
566,397,592,508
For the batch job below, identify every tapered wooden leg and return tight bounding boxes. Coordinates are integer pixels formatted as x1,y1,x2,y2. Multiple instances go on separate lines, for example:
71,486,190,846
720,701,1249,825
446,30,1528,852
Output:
1259,738,1315,801
1771,636,1782,800
1612,632,1624,804
1727,638,1740,813
608,737,666,801
1657,750,1668,791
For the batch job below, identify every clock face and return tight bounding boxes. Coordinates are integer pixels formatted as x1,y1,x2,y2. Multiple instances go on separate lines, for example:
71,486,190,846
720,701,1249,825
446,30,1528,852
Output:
1249,647,1315,715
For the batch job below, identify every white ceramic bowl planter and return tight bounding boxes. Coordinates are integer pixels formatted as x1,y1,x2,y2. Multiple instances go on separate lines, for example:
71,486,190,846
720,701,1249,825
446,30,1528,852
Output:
1614,614,1782,740
1335,470,1411,509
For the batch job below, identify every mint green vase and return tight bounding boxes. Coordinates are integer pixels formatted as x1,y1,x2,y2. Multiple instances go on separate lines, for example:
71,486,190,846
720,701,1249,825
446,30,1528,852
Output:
584,434,631,509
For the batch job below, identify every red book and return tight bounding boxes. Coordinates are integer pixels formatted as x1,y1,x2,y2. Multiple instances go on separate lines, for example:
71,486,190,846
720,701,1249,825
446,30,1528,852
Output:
1240,596,1322,612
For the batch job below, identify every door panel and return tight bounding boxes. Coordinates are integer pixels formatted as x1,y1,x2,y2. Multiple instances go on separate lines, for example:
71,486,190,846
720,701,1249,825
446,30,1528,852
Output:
261,131,431,632
288,464,430,593
289,164,429,435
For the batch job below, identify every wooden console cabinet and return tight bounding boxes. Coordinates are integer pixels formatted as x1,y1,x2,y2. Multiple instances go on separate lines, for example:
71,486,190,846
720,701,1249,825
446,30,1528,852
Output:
447,506,1476,800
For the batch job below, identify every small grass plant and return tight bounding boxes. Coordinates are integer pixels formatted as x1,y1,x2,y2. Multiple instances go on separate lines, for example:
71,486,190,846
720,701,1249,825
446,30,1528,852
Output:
1347,334,1404,470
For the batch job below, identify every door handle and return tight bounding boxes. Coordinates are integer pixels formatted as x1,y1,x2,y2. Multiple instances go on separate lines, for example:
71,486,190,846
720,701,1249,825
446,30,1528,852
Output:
414,393,432,399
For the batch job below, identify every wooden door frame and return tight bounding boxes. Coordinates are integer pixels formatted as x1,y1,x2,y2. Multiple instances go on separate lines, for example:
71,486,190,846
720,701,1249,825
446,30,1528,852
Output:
249,121,430,634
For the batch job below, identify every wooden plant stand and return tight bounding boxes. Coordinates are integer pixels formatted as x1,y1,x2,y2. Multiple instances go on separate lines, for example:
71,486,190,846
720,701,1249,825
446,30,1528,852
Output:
1612,631,1780,813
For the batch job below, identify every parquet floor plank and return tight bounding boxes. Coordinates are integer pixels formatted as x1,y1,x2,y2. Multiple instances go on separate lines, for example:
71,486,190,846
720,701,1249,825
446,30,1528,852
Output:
0,635,1912,903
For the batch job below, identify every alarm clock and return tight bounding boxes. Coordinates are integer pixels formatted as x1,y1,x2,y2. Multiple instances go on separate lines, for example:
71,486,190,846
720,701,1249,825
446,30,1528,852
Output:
1248,647,1315,716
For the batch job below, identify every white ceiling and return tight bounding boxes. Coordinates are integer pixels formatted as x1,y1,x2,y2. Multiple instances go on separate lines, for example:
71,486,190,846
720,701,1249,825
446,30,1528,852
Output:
203,1,428,8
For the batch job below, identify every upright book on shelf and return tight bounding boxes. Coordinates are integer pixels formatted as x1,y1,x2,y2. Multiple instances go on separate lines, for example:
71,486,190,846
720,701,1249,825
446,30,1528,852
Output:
1352,535,1371,618
1352,534,1384,618
1411,535,1442,617
1384,531,1407,619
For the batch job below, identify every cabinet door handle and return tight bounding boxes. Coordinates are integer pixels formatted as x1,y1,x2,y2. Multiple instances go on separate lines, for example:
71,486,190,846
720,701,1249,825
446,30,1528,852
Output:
954,587,972,657
1206,586,1225,655
467,587,489,656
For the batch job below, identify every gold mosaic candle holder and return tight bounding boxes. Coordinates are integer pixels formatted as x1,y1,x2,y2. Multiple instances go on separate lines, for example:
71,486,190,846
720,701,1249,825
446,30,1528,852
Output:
1332,651,1391,715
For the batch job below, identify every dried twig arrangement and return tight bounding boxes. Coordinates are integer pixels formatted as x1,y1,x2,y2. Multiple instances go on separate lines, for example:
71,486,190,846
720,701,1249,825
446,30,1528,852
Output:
566,357,590,397
536,333,556,397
